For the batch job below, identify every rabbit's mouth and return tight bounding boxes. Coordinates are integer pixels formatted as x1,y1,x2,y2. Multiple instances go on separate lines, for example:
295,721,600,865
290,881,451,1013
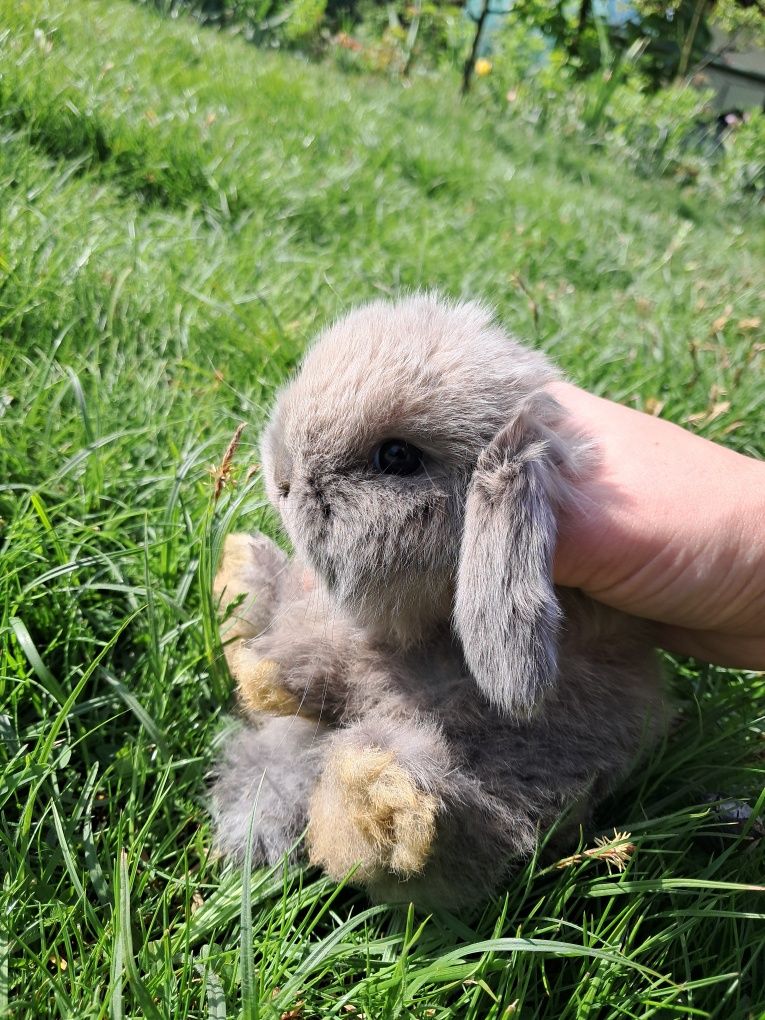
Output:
321,560,338,592
306,475,332,520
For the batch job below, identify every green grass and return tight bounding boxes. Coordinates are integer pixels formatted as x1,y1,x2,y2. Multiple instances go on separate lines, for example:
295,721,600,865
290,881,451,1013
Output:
1,1,764,1016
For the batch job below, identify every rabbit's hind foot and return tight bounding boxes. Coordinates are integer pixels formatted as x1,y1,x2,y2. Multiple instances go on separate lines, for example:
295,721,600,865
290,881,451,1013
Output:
308,743,437,882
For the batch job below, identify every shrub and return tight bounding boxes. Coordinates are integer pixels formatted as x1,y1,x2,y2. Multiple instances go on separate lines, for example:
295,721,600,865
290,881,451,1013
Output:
715,110,765,197
467,10,763,203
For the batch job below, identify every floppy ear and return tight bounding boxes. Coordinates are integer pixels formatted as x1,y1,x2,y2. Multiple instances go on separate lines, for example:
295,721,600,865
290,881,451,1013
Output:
454,402,567,718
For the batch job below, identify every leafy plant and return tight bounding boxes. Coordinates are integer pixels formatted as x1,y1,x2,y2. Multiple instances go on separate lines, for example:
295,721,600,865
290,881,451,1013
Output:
715,108,765,195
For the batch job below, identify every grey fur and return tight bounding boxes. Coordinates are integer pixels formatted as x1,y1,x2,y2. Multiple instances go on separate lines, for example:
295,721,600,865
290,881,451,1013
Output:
209,293,665,908
210,716,331,864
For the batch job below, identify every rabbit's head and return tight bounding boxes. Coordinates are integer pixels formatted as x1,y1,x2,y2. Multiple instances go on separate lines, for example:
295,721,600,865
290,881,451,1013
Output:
261,294,564,713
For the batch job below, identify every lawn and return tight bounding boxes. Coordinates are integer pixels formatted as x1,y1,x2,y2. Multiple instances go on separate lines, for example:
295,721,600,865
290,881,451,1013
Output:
1,1,764,1016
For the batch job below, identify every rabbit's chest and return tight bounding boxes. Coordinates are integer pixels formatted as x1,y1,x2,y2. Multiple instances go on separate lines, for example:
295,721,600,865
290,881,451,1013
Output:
364,642,492,731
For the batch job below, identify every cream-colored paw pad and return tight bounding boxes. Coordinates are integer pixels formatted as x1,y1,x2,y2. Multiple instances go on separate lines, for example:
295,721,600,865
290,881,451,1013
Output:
307,745,437,883
230,651,302,717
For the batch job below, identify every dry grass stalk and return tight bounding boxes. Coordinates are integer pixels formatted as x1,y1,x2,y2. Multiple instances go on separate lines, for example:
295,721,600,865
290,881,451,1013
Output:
556,829,636,872
210,422,246,502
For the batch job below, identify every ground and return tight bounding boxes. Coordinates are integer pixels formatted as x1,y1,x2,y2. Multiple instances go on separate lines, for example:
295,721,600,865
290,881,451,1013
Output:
1,1,764,1017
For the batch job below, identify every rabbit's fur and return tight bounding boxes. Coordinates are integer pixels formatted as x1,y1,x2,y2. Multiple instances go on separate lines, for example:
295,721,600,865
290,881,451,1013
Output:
210,294,664,908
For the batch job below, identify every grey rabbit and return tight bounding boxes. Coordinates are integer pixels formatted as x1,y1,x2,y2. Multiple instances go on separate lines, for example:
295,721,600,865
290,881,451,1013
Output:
210,293,664,908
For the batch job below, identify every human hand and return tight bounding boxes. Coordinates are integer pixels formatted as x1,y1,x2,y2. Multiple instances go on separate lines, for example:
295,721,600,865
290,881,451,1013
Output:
549,382,765,670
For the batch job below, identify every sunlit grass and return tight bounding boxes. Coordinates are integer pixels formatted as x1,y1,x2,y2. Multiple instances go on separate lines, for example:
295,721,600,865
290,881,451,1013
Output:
1,1,764,1016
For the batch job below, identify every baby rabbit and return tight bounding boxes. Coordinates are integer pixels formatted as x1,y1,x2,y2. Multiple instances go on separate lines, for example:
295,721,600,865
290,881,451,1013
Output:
211,294,664,908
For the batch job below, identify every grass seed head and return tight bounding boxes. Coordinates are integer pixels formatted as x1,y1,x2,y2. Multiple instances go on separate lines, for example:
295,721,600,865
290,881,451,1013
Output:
210,421,246,502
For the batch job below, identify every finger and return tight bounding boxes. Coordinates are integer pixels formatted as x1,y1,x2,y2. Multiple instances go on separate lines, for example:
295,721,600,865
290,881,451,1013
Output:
654,625,765,672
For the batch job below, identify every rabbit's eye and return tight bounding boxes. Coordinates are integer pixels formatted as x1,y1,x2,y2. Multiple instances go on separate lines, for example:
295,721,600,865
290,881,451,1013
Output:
372,439,424,476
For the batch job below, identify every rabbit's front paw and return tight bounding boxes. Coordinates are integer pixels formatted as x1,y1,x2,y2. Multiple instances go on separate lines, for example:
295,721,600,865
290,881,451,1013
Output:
307,744,437,882
229,645,306,718
214,533,287,642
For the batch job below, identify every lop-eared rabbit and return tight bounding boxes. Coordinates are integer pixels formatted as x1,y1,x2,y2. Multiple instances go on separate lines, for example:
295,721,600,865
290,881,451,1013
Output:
210,294,663,907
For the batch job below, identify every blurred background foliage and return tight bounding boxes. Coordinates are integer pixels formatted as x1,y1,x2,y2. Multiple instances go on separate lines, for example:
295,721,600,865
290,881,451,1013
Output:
134,0,765,196
139,0,765,77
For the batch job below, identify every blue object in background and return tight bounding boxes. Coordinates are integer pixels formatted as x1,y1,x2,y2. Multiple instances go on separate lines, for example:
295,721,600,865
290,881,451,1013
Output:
464,0,641,57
